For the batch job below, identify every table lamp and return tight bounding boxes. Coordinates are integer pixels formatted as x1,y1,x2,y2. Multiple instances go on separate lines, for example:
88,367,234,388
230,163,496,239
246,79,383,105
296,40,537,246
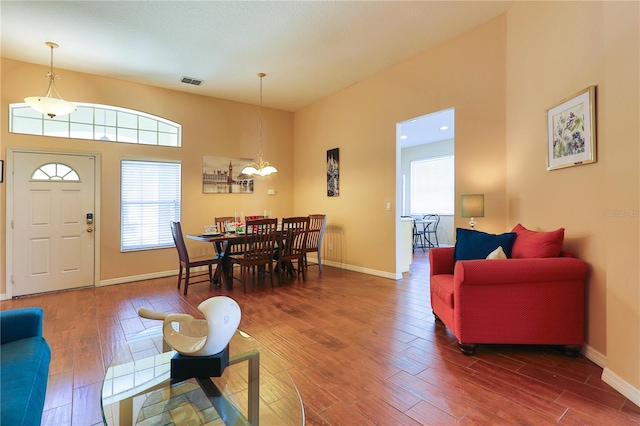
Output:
461,194,484,229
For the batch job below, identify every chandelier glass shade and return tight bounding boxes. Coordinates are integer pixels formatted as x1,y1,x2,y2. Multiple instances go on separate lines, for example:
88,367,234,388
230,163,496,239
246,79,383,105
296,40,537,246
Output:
24,42,77,118
242,73,277,177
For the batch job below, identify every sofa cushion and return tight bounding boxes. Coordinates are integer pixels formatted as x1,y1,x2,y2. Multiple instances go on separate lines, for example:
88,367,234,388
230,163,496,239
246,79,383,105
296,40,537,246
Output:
511,223,565,258
1,336,51,426
454,228,517,262
430,274,455,308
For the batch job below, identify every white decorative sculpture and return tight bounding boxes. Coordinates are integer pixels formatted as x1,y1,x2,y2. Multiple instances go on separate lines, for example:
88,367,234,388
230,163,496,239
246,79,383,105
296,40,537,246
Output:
138,296,241,356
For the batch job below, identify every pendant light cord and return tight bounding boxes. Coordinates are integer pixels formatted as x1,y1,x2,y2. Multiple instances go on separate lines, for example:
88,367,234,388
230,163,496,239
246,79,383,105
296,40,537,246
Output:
259,72,265,156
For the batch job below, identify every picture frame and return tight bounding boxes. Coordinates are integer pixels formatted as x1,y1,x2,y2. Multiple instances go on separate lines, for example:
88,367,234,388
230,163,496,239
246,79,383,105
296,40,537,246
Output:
546,85,596,171
327,148,339,197
202,156,254,194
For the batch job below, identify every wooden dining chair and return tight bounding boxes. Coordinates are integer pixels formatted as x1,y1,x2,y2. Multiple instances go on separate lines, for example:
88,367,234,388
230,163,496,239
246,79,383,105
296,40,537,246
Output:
170,222,221,295
214,216,235,233
277,216,309,283
229,218,278,292
304,214,326,273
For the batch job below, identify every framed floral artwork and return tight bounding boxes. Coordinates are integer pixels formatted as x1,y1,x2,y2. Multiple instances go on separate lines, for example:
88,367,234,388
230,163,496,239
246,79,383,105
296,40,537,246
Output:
546,86,596,170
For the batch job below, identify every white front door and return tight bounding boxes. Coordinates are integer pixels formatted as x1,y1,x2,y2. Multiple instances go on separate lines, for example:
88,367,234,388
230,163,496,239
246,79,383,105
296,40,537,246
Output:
11,152,96,296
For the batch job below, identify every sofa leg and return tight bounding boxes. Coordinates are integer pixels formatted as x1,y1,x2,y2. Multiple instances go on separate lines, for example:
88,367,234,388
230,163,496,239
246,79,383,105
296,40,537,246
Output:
458,342,477,356
562,345,582,357
432,310,442,323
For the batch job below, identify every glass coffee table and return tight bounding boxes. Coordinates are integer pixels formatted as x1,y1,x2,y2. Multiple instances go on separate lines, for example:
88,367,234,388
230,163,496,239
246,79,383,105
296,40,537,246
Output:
101,325,304,425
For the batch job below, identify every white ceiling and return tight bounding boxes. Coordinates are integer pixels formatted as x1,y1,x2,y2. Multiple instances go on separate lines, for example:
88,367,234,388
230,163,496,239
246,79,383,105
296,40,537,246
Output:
399,108,455,148
2,1,512,146
1,1,512,111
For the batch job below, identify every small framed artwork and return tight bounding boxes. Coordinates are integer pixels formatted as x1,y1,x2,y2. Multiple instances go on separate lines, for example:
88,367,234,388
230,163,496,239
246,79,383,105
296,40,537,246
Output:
0,160,3,183
327,148,339,197
546,85,596,171
202,156,254,194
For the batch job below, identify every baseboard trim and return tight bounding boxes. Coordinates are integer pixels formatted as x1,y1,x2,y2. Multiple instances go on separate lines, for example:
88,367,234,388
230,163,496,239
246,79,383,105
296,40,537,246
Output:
310,257,398,280
99,270,178,287
582,344,607,368
602,367,640,408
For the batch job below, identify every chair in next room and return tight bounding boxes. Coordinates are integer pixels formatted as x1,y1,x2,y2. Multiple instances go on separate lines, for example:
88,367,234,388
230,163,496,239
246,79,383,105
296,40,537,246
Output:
423,214,440,248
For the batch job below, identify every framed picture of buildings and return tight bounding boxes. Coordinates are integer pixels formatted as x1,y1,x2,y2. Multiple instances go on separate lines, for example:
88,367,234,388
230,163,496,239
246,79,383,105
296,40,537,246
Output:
327,148,339,197
546,86,597,171
203,156,254,193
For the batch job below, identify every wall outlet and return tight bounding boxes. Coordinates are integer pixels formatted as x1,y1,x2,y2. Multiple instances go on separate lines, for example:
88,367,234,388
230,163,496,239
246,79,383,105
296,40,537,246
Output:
386,202,392,211
328,243,333,251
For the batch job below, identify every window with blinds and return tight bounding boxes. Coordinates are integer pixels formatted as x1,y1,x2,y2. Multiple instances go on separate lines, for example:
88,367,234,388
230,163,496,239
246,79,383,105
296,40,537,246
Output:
410,155,454,215
121,160,181,251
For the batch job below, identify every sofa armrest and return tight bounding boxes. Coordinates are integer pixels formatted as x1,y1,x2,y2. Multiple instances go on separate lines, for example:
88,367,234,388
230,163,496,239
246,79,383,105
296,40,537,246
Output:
454,257,588,285
0,307,44,344
429,247,455,276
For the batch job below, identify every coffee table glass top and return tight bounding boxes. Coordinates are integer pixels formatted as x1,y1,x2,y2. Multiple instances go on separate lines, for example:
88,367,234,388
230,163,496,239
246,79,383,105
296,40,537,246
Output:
101,325,304,425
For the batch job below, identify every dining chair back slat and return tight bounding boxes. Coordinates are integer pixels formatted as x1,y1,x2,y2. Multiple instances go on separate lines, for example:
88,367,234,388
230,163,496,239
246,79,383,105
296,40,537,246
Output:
229,218,278,292
214,216,235,233
278,216,309,282
304,214,326,273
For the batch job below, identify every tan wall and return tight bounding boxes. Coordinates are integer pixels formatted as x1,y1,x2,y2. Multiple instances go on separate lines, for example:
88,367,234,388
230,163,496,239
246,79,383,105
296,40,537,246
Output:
1,58,294,291
506,1,639,391
293,15,508,274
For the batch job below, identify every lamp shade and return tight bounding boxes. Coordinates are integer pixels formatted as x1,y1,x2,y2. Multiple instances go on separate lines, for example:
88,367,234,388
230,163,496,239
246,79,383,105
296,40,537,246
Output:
461,194,484,218
24,95,77,118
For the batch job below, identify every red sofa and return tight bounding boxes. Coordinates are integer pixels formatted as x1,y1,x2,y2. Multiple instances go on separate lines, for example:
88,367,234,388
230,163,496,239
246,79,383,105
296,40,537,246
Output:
429,246,588,355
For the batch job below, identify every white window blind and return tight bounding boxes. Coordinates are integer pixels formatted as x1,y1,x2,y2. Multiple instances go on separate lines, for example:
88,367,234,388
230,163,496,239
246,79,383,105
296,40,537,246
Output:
121,160,181,251
410,155,454,215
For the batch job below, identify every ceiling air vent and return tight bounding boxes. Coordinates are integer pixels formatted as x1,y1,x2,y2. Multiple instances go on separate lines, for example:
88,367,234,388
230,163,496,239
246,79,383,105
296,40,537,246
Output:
181,77,203,86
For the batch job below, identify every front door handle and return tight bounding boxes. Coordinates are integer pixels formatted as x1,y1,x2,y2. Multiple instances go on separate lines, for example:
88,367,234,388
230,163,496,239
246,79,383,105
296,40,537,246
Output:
87,227,93,233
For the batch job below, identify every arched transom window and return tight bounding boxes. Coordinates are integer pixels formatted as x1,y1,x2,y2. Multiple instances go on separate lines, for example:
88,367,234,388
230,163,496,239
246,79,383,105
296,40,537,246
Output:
31,163,80,181
9,103,181,147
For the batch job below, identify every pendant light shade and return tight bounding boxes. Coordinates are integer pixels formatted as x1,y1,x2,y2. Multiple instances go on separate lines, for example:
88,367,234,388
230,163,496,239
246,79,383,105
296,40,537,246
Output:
25,42,77,118
242,73,278,177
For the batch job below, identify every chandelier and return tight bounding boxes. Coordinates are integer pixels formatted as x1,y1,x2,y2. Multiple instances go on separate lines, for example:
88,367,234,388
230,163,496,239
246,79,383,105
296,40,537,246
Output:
24,42,77,118
241,73,277,176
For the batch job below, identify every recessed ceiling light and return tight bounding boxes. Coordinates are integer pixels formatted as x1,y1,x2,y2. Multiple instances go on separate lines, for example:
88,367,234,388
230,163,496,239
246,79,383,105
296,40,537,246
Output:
439,125,449,131
410,119,418,123
400,135,408,140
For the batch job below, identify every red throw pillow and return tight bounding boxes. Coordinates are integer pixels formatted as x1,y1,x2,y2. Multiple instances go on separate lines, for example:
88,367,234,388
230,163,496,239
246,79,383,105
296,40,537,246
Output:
511,223,564,258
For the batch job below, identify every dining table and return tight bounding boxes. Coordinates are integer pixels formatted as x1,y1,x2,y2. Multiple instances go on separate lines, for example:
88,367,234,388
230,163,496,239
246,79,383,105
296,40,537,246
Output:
187,228,292,290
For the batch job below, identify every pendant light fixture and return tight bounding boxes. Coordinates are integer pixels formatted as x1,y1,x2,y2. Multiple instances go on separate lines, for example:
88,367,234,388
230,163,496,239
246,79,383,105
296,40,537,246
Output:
24,42,77,118
241,73,278,176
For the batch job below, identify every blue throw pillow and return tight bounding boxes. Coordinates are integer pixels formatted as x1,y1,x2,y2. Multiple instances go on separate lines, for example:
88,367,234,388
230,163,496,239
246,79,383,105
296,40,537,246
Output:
453,228,517,262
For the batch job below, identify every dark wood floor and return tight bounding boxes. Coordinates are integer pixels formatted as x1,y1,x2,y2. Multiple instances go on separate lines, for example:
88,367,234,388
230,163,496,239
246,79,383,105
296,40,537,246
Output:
2,250,639,425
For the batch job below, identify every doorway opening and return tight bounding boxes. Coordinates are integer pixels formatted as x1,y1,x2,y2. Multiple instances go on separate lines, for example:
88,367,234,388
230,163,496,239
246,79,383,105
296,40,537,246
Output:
396,108,455,274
